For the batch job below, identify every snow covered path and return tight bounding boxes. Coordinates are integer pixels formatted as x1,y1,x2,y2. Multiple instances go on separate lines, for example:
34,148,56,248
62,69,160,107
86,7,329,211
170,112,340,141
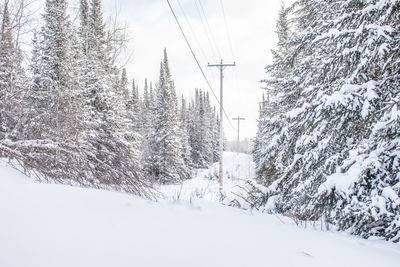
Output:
1,159,400,267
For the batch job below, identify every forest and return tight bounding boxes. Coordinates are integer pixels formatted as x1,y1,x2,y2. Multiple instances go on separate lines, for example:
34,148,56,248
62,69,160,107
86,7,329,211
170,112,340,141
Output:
0,1,399,264
0,0,222,196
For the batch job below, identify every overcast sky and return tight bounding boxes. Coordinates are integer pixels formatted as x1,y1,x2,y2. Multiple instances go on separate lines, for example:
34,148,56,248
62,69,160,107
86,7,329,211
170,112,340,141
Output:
99,0,286,141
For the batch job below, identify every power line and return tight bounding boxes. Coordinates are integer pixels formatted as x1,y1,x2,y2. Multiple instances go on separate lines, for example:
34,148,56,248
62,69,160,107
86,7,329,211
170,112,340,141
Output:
190,0,222,100
177,0,219,91
184,0,222,92
219,0,235,62
176,0,209,63
197,0,222,59
166,0,236,130
193,0,219,61
219,0,240,100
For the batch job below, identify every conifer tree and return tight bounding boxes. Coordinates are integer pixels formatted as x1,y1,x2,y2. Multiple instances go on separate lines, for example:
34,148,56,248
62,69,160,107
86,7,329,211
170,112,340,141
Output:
211,107,219,163
142,81,158,180
26,0,81,139
179,96,193,168
254,1,294,184
189,89,203,167
129,77,140,132
254,0,400,241
152,49,190,183
0,0,25,140
78,0,90,55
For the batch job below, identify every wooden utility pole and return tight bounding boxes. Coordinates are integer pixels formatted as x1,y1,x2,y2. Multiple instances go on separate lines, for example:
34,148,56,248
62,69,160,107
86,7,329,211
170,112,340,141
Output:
208,60,236,192
232,117,245,152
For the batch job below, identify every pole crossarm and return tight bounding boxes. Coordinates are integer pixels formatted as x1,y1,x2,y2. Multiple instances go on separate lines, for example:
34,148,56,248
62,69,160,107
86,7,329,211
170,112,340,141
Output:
232,117,245,121
208,62,236,68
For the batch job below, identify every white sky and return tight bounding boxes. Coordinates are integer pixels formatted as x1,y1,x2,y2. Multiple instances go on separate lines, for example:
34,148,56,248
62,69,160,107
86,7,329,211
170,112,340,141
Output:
31,0,286,141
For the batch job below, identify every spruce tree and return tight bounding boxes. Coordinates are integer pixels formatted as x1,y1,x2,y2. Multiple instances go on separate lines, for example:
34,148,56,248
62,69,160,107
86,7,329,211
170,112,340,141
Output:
142,81,158,180
0,0,25,140
129,77,140,132
26,0,81,139
179,96,193,169
254,0,400,241
152,49,190,183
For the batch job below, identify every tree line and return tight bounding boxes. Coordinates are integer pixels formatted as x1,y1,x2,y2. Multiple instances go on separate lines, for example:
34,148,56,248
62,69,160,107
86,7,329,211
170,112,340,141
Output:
0,0,220,196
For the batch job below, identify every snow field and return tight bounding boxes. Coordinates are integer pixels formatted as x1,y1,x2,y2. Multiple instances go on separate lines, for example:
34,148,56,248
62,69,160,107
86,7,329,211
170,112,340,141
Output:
1,156,400,267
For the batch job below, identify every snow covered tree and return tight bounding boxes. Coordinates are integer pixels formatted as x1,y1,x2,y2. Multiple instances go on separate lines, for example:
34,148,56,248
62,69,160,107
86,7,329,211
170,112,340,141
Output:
188,89,203,167
23,0,82,140
253,0,400,242
78,0,90,55
0,0,27,141
151,49,190,183
184,88,220,168
212,107,220,163
140,78,151,132
0,0,151,198
128,77,140,132
142,80,158,180
253,1,296,185
179,95,193,168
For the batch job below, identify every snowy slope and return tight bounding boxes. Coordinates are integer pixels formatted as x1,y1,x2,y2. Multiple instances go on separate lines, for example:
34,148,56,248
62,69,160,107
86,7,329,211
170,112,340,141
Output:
159,152,255,202
0,159,33,184
1,160,400,267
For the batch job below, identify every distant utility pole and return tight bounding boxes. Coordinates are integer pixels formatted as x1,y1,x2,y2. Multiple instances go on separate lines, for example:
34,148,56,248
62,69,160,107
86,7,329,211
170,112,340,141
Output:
232,116,245,152
208,60,236,192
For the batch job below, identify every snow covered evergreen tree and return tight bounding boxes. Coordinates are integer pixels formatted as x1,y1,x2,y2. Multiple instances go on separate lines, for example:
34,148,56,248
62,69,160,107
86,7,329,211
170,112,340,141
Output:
253,1,294,185
188,89,203,167
186,89,219,168
142,80,158,180
179,95,193,169
129,77,140,132
151,49,190,183
0,1,25,140
212,107,220,163
253,0,400,242
25,0,81,139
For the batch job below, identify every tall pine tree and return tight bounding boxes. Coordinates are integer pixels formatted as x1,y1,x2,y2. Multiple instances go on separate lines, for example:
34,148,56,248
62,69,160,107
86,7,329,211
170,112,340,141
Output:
152,49,190,183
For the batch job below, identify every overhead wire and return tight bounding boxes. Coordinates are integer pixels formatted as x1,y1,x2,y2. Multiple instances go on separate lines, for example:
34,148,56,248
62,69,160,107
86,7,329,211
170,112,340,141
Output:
194,0,238,130
196,0,222,59
219,0,235,62
176,0,209,64
193,0,223,96
177,0,219,94
166,0,236,130
219,0,240,106
193,0,219,62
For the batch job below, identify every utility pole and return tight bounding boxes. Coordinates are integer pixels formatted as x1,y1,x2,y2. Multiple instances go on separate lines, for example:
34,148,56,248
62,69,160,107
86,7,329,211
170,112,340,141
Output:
208,60,235,192
232,116,245,152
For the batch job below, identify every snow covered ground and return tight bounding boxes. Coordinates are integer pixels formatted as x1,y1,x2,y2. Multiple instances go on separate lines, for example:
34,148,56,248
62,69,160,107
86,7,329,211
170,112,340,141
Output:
1,156,400,267
159,152,255,202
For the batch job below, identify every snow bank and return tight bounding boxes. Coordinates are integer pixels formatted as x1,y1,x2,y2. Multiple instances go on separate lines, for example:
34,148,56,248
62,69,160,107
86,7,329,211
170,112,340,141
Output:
0,158,33,184
1,160,400,267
